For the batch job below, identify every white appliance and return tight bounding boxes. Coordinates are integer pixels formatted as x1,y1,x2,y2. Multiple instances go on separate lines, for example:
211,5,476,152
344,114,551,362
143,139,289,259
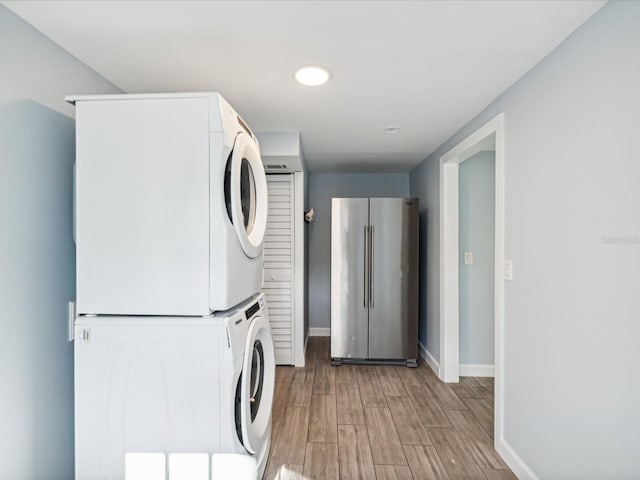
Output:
66,92,268,315
74,293,275,479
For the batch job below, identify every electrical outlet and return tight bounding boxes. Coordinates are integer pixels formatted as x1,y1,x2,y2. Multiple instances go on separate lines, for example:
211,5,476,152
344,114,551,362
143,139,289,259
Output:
504,258,513,281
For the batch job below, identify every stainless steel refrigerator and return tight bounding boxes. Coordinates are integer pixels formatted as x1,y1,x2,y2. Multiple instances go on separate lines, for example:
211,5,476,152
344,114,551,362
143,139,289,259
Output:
331,197,419,366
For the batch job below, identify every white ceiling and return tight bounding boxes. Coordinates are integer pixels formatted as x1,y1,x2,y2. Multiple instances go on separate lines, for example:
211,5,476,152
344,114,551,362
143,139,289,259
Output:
4,0,605,172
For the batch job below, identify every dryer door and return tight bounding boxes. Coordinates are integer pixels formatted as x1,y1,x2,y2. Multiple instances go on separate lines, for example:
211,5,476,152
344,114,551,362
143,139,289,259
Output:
228,132,268,259
240,315,275,454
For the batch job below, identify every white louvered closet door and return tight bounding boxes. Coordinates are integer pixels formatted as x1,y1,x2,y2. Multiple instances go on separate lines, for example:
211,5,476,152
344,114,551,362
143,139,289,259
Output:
264,175,294,364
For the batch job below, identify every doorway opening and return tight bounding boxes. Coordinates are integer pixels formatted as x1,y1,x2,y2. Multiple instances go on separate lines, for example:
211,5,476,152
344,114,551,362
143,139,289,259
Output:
438,114,505,442
459,138,495,377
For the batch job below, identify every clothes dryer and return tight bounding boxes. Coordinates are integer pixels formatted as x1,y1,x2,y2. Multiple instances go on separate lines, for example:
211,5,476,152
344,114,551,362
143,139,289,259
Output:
74,293,275,479
68,92,268,315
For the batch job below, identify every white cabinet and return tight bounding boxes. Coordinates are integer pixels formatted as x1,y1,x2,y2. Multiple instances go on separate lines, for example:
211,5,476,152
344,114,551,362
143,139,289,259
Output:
264,173,305,365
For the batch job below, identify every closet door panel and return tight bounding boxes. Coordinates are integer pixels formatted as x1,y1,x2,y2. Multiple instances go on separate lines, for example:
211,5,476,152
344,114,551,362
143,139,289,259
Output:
264,175,295,364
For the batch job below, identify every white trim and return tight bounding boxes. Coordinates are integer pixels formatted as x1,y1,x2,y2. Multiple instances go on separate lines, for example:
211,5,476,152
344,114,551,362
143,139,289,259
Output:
309,327,330,337
418,340,427,360
439,113,506,460
496,438,540,480
494,114,506,449
418,341,441,377
459,364,494,377
293,172,306,367
439,162,459,382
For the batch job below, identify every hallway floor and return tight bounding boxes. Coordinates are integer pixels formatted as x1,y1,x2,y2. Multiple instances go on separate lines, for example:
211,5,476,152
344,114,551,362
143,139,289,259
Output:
266,337,515,480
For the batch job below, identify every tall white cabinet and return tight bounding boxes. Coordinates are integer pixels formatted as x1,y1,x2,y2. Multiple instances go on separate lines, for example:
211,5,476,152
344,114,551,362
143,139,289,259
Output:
258,132,307,366
264,173,306,366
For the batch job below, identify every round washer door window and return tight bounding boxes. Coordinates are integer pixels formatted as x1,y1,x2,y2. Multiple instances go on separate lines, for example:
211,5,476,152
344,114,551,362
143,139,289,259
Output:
229,133,268,258
240,315,275,454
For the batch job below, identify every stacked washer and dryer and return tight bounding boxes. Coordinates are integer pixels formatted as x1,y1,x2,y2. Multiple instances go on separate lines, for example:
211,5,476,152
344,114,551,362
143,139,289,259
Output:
69,93,275,479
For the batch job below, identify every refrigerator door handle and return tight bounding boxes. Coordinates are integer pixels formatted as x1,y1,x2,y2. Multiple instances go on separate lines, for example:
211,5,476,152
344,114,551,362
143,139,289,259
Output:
369,225,374,308
363,226,368,308
72,162,76,244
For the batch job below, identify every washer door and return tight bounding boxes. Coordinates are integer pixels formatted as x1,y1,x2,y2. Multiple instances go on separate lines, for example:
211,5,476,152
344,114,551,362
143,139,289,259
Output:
228,133,268,259
240,315,275,454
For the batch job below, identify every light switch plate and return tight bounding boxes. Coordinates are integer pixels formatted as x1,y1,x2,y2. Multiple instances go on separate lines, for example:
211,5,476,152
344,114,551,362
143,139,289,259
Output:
504,258,513,281
464,251,473,265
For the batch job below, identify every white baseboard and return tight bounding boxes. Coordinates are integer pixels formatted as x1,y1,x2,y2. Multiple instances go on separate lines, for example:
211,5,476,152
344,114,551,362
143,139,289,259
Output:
459,364,495,377
298,333,308,368
309,327,330,337
418,341,441,377
496,436,539,480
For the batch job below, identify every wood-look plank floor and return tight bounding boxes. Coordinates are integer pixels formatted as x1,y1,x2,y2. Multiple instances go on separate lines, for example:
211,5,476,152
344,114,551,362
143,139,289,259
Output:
265,337,515,480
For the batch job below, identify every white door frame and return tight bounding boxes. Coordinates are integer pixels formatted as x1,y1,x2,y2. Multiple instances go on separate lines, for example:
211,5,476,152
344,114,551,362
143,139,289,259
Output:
439,113,505,438
293,171,306,366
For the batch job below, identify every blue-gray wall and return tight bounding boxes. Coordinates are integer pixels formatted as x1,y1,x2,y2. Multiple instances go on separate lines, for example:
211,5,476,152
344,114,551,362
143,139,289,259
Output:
459,151,495,366
308,173,410,329
410,2,640,477
0,6,120,478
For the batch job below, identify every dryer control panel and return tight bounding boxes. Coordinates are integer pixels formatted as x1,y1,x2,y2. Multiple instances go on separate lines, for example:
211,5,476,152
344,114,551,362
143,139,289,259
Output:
245,300,262,321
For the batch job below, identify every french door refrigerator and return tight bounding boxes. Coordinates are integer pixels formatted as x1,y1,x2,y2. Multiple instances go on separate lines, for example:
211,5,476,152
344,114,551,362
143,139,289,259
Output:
331,197,419,366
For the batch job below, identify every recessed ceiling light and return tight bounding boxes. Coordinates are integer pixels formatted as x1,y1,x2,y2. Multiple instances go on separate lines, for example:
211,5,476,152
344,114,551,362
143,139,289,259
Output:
295,66,330,86
384,126,400,134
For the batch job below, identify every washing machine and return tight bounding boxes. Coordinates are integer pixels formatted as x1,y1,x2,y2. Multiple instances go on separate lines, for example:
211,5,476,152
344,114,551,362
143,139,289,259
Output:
74,293,275,479
67,92,268,316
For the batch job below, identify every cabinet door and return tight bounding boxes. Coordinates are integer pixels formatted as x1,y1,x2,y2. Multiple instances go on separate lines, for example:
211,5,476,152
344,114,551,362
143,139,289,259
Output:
331,198,370,359
368,198,419,360
263,175,294,365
